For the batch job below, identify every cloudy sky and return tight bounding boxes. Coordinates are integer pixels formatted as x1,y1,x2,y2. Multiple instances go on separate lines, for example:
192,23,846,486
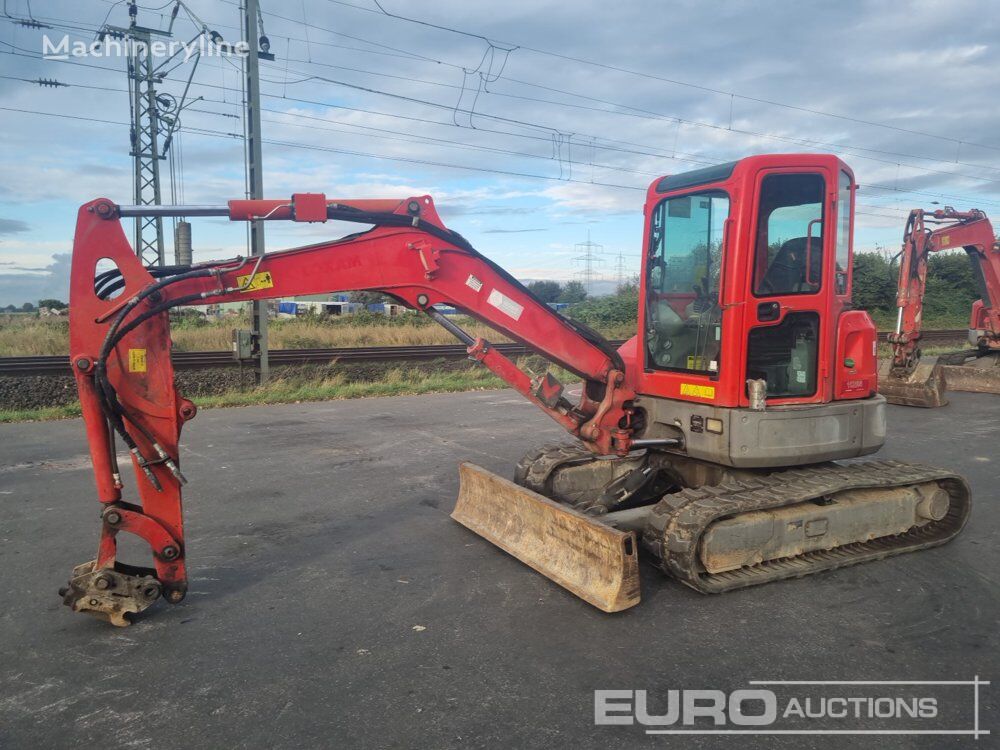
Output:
1,0,999,305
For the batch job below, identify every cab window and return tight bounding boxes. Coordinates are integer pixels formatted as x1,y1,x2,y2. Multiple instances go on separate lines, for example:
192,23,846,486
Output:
645,190,729,374
835,170,852,295
753,174,825,296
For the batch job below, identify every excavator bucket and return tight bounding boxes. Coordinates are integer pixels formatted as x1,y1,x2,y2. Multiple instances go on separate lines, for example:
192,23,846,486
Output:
939,353,1000,396
451,463,641,612
878,359,948,408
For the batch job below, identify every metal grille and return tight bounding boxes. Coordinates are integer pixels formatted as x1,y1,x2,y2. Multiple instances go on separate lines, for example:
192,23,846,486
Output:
127,31,165,267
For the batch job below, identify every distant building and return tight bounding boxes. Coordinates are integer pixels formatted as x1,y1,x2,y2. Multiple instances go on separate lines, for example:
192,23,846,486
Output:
296,293,352,303
277,300,363,317
366,302,414,317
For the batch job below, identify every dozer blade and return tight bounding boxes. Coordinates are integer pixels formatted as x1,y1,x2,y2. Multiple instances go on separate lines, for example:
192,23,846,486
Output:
877,359,947,407
940,353,1000,396
451,463,641,612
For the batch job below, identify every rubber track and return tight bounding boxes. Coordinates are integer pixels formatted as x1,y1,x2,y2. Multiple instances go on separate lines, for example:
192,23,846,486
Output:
513,442,595,493
641,460,972,593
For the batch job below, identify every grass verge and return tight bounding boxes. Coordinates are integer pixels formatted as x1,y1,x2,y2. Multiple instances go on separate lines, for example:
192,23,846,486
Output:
194,366,508,408
0,403,83,422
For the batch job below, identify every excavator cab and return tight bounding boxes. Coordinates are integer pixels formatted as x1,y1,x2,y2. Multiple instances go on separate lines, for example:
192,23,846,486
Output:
629,155,883,468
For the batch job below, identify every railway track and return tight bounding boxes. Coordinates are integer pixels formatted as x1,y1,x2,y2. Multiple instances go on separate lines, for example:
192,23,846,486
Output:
0,330,967,377
0,342,575,376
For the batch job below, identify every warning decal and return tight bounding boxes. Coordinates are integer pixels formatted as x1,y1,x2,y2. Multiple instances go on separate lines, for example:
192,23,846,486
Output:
236,271,275,292
128,348,147,373
680,382,715,399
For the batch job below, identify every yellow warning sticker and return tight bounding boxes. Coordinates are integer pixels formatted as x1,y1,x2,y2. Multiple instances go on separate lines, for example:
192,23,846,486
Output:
236,271,275,292
128,348,147,373
680,382,715,399
686,355,705,370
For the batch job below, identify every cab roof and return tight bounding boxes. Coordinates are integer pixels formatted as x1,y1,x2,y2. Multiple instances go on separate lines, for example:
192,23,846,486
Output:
652,154,851,195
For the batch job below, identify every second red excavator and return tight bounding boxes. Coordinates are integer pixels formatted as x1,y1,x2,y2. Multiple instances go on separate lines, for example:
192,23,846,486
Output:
879,206,1000,407
60,154,971,626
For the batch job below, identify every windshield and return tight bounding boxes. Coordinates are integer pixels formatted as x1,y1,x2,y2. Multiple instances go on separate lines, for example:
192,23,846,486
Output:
645,190,729,374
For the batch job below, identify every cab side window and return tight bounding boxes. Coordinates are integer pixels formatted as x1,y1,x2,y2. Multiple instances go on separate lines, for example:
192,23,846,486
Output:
753,174,825,296
835,170,852,295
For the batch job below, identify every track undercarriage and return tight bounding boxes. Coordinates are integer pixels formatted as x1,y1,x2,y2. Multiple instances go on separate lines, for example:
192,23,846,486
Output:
512,443,972,595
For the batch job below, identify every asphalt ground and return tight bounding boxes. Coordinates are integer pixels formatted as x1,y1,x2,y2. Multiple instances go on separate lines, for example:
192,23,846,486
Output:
0,389,997,749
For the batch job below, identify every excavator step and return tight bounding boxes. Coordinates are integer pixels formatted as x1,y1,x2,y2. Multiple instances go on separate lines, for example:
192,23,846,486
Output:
451,463,641,613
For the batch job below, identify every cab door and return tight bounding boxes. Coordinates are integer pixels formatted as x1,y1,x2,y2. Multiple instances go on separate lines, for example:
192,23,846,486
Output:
742,166,837,406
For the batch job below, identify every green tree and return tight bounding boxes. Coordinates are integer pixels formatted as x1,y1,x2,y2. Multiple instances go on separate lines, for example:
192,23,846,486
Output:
851,252,897,313
616,274,640,295
558,280,588,303
38,298,68,310
923,252,980,322
568,286,639,327
526,280,562,303
20,302,35,312
851,248,984,326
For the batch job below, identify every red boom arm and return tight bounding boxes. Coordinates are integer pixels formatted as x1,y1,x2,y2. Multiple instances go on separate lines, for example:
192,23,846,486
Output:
62,193,635,624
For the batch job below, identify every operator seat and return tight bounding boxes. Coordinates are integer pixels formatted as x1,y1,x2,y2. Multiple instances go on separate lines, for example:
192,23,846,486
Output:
760,236,822,294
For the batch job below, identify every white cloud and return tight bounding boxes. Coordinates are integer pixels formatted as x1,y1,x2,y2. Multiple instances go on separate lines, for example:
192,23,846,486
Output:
540,183,638,213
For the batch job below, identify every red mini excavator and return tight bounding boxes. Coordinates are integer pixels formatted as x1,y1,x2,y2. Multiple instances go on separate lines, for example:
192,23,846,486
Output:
61,154,972,625
879,207,1000,407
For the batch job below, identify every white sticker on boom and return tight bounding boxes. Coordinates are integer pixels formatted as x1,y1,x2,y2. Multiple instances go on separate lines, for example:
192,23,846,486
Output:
465,274,483,292
487,289,524,321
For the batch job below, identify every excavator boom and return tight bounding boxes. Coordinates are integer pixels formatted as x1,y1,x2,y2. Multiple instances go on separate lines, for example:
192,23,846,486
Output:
63,194,639,624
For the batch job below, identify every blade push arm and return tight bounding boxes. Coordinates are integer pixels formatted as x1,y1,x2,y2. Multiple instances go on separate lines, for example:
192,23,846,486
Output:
63,193,635,625
889,207,1000,371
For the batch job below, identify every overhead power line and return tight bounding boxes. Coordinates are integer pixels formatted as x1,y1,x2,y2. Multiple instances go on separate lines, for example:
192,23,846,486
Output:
263,55,1000,186
6,12,1000,195
3,14,1000,215
254,70,1000,208
0,104,917,225
187,7,1000,186
4,46,997,214
321,0,1000,153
